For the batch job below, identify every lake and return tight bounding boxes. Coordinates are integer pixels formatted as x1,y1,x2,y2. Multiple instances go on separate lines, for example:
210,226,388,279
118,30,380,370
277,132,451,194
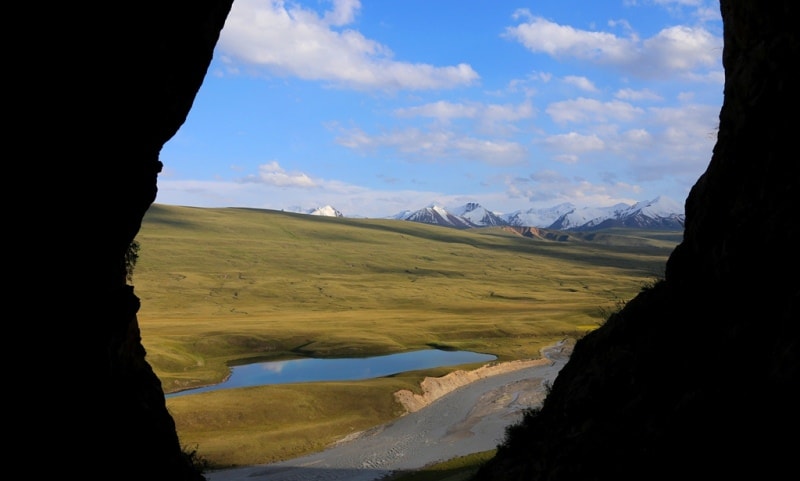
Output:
168,349,497,397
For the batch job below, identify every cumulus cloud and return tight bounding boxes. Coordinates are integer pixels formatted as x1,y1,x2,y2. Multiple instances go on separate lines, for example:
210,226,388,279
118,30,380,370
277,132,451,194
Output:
394,99,534,136
541,132,605,154
546,98,644,124
620,128,653,145
394,101,480,121
322,0,360,26
504,170,640,207
588,103,718,183
503,10,722,79
563,76,598,92
241,161,317,187
218,0,479,90
553,154,579,164
505,11,635,63
615,88,663,101
481,101,535,123
335,127,527,165
642,26,720,71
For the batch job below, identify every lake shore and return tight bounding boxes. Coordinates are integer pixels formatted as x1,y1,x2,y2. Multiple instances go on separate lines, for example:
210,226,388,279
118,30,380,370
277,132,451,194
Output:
206,340,572,481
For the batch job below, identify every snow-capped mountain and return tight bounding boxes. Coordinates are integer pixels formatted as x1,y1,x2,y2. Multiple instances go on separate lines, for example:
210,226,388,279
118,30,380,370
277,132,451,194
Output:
395,202,512,229
400,203,476,229
546,203,633,231
289,196,685,231
450,202,507,227
307,205,343,217
576,196,685,230
503,202,577,228
396,197,685,231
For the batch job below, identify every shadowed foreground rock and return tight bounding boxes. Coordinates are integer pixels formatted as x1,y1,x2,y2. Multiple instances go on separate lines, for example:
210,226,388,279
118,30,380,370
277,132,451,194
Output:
475,1,799,479
10,2,233,480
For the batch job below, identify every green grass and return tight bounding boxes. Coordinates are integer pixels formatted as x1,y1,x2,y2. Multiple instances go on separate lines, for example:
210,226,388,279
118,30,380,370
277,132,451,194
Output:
383,450,497,481
133,204,678,468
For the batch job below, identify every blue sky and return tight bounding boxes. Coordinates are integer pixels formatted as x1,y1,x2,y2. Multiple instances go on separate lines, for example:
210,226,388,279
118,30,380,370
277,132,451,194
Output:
157,0,723,218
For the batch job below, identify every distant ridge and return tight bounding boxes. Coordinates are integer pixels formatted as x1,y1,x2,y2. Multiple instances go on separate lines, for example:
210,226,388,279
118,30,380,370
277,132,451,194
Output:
545,196,685,231
289,196,685,231
396,196,685,231
401,203,475,229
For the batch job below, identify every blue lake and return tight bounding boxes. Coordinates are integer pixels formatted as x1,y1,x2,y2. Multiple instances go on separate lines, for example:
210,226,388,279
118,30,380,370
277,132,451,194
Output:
168,349,496,398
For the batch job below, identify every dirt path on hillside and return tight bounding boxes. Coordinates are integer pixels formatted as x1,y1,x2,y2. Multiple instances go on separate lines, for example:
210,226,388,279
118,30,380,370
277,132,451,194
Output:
206,341,572,481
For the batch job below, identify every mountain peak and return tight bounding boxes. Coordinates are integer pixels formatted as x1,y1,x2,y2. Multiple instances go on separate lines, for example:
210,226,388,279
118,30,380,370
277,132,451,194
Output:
307,205,343,217
299,198,685,231
401,198,684,231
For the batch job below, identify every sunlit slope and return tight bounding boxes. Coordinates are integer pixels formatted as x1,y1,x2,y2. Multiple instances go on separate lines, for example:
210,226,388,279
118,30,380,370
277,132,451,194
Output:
135,204,677,393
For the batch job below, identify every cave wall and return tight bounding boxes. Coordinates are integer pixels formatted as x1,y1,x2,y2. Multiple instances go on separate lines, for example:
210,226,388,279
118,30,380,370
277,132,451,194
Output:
10,2,233,480
475,1,799,479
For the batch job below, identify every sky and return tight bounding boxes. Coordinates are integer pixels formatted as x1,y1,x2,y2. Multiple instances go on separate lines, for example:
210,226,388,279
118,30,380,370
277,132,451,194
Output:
156,0,724,218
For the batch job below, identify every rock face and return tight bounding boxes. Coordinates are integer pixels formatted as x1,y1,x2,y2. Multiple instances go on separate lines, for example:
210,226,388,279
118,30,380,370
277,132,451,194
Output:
394,358,555,413
475,1,799,480
10,2,233,480
8,0,797,480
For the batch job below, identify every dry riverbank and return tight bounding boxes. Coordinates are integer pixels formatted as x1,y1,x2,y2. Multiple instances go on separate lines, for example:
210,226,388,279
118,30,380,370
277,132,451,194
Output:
207,340,572,481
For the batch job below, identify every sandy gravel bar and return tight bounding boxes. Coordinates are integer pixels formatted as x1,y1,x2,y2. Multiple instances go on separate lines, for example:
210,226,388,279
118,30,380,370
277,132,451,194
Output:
207,341,571,481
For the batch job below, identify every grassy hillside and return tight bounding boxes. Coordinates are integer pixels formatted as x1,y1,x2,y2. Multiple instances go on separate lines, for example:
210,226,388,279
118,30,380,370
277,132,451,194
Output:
133,204,679,468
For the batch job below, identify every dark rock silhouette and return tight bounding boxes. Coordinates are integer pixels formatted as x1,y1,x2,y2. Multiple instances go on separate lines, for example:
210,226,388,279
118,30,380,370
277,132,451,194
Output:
10,1,233,480
7,1,796,480
475,1,799,479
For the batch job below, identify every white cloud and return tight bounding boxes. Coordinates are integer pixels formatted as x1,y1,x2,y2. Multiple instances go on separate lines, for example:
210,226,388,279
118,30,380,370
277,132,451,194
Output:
563,76,598,92
505,13,636,63
218,0,479,90
546,98,644,124
593,103,718,183
505,170,640,207
642,25,720,71
644,104,718,168
394,100,534,135
615,88,663,101
241,161,317,187
482,101,535,123
335,127,527,165
694,6,722,23
394,101,480,121
620,128,653,145
541,132,605,154
553,154,579,165
322,0,360,26
530,169,569,183
504,13,721,79
626,0,719,23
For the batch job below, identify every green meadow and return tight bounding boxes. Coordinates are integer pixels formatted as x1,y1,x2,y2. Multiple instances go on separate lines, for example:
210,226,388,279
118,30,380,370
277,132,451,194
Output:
133,204,680,468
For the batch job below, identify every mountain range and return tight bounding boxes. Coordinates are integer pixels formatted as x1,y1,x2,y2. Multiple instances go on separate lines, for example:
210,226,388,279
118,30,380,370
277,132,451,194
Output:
296,196,686,231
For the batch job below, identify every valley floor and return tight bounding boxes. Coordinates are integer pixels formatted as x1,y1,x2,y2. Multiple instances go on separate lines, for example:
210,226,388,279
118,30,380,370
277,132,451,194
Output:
205,341,572,481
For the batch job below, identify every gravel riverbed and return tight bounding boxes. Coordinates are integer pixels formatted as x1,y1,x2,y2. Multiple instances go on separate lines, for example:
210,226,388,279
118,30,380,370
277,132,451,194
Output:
207,342,571,481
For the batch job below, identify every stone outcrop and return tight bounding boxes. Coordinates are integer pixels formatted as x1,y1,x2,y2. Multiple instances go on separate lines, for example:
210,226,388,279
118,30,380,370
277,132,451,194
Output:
394,358,553,413
475,1,799,480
